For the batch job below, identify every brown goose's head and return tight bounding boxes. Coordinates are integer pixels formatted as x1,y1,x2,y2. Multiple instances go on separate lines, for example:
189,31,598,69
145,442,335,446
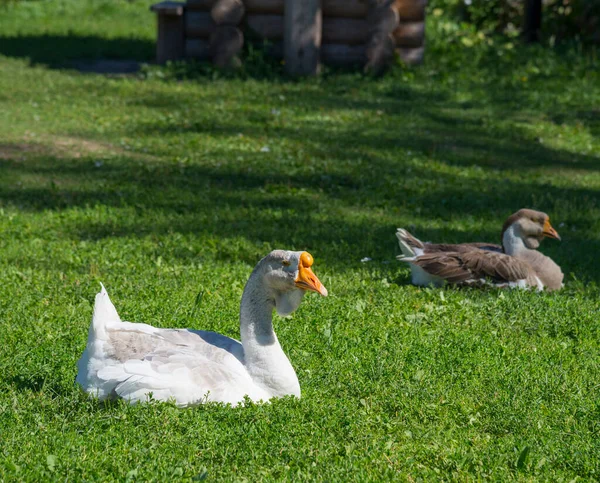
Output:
501,208,561,250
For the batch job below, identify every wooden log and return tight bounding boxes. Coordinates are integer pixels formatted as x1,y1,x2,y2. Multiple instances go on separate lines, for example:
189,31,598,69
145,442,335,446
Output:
151,2,185,63
394,0,426,21
322,0,369,19
322,43,366,66
396,46,424,65
244,0,284,15
284,0,322,75
246,14,283,40
393,21,424,47
365,0,399,72
186,0,216,10
365,32,395,72
366,1,399,36
210,25,244,67
211,0,245,25
186,38,210,59
247,15,369,45
323,17,368,45
185,11,214,38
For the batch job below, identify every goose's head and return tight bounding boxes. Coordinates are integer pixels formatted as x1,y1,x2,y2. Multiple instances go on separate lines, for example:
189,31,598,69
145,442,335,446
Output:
501,208,561,249
259,250,328,316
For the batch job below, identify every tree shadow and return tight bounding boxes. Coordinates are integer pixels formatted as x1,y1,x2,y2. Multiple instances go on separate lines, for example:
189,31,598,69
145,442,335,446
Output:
0,34,153,69
1,137,596,280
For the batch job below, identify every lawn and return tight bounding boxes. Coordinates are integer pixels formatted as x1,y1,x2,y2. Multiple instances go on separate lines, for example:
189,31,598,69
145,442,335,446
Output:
0,1,599,481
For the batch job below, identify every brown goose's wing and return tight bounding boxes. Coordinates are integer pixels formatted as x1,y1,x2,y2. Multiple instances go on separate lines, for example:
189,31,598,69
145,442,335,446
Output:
424,242,503,254
409,250,532,285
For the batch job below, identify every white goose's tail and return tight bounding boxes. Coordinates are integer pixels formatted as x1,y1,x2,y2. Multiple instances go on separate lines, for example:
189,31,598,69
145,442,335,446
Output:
396,228,425,259
76,284,122,397
91,284,121,340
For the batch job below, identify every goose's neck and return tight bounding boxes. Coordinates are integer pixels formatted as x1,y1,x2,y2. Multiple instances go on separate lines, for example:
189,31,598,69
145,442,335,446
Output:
239,272,300,398
502,224,531,257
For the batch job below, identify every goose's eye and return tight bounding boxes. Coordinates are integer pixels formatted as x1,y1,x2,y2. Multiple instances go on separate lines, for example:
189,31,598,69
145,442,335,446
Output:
282,260,291,267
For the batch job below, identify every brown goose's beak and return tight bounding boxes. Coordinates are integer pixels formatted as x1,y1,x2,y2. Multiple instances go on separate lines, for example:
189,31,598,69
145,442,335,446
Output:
543,219,561,240
294,252,328,297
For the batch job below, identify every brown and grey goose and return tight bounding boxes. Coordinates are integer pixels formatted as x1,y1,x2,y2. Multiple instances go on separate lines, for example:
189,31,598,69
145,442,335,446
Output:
396,209,563,290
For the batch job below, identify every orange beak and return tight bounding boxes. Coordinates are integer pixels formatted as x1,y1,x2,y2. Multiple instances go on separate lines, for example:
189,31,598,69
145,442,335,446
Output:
294,252,328,297
543,219,561,240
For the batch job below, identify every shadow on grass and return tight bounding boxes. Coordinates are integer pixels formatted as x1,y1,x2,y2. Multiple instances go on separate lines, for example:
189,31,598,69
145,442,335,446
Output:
0,146,596,280
0,34,153,69
0,66,598,279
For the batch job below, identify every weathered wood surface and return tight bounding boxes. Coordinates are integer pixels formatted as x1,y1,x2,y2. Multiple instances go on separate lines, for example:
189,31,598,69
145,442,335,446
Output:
322,0,369,18
211,0,245,25
366,1,399,36
186,0,216,10
365,0,399,72
394,0,426,21
396,45,424,64
185,11,214,38
151,2,185,63
210,25,244,67
244,0,284,15
284,0,322,75
247,14,368,45
365,32,395,72
185,38,210,58
393,20,424,47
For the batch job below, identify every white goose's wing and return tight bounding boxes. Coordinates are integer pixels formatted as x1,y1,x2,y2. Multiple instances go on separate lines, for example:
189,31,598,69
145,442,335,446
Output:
96,343,268,406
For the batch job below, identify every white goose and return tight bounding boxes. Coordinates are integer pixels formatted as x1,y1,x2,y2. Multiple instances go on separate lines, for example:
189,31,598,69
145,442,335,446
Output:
76,250,328,407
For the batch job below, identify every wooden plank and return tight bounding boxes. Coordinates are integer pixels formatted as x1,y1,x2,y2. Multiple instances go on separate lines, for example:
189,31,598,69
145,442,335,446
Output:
396,45,424,64
211,0,245,25
185,38,210,59
244,0,284,15
209,25,244,67
151,1,184,16
323,17,368,45
152,7,185,63
186,0,216,10
393,20,424,47
394,0,426,21
322,0,369,18
185,11,214,38
322,43,366,66
246,14,283,40
284,0,322,75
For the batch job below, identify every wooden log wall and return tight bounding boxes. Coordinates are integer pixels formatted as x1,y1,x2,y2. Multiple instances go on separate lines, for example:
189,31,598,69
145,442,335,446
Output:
156,0,426,70
394,0,426,64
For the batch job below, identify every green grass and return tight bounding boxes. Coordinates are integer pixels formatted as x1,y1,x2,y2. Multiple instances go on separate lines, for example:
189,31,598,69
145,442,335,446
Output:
1,1,600,481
